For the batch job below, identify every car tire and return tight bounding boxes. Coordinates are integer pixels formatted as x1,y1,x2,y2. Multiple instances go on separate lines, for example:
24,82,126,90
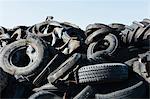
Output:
87,34,118,62
77,63,128,84
0,34,49,76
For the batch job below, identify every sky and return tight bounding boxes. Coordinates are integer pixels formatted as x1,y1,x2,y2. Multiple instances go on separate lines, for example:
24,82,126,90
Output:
0,0,149,30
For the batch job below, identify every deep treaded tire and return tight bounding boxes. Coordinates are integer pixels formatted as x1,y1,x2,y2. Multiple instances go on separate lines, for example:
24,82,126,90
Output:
78,63,128,84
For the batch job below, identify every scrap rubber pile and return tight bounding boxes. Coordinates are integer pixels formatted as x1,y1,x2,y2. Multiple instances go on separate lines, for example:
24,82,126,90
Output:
0,16,150,99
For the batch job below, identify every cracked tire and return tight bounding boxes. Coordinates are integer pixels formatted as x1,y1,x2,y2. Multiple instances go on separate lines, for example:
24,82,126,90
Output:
77,63,128,84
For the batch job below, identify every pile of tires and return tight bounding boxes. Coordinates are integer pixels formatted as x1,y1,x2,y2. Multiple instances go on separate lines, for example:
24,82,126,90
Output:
0,17,149,99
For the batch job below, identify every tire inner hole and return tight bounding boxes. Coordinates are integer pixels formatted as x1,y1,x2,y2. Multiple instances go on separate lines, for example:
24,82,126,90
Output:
11,48,31,67
93,40,110,53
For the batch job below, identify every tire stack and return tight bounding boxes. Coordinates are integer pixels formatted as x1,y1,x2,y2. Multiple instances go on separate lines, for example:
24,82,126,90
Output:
0,17,149,99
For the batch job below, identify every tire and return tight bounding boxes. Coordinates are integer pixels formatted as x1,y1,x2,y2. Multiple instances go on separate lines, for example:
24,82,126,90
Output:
27,25,37,34
0,34,49,76
0,26,8,34
87,42,107,63
86,23,111,31
121,20,150,45
142,18,150,24
73,85,95,99
87,34,118,62
32,83,58,92
85,23,112,37
47,53,81,83
108,23,125,32
0,68,8,96
95,81,146,99
33,53,67,86
28,21,61,37
28,91,61,99
124,57,138,67
143,27,150,40
61,22,80,29
122,24,139,44
77,63,128,84
85,28,113,45
35,22,49,34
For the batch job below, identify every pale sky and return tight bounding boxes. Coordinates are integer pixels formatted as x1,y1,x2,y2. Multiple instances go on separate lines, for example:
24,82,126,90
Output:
0,0,149,30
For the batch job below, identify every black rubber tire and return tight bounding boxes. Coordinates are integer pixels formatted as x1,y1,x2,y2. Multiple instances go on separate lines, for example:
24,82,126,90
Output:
122,24,139,44
0,68,8,96
73,85,95,99
87,34,118,62
27,25,37,34
121,20,150,45
47,53,81,83
108,23,125,32
60,22,80,29
95,81,146,99
85,23,112,37
28,90,61,99
35,22,49,34
124,57,138,67
86,23,111,31
143,27,150,40
0,34,49,76
0,26,8,34
77,63,128,84
142,18,150,24
85,28,113,45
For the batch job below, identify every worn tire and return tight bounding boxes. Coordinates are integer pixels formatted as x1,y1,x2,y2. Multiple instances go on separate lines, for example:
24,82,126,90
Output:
85,23,112,37
73,85,95,99
28,91,61,99
85,28,113,45
0,34,49,76
0,68,8,97
87,34,118,62
78,63,128,84
109,23,125,32
95,81,146,99
47,53,81,83
121,20,150,45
